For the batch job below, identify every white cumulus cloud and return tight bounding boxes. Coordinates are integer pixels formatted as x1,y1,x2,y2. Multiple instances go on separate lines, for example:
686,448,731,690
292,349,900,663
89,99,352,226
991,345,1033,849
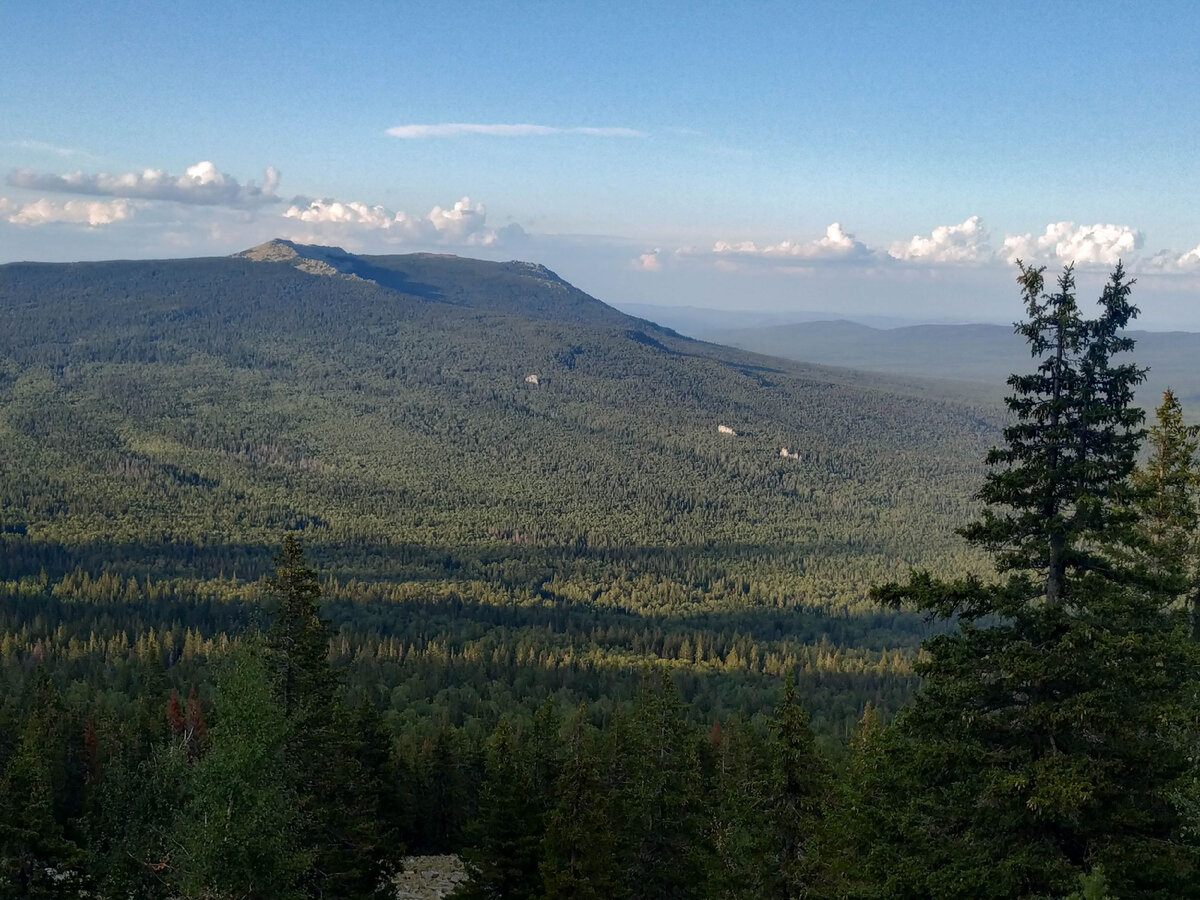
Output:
889,216,992,263
283,196,524,247
633,249,662,271
1177,245,1200,268
284,199,394,228
6,161,281,207
1141,242,1200,272
1002,221,1143,266
2,197,132,226
386,122,645,139
710,223,873,263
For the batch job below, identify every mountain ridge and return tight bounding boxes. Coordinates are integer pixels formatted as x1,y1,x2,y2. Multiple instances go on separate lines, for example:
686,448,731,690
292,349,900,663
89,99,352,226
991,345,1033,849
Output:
716,318,1200,409
0,244,998,619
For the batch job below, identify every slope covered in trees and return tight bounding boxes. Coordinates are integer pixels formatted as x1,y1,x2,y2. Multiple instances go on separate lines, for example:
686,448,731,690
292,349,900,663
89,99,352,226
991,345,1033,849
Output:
0,242,1004,733
3,256,1200,895
0,242,994,593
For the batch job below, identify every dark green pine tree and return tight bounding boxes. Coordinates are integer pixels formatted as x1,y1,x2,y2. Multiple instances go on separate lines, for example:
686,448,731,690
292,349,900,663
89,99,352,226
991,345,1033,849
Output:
540,705,618,900
961,263,1145,603
762,672,832,900
523,698,563,834
265,534,398,900
398,728,478,854
704,715,770,900
455,716,544,900
612,669,709,900
268,534,335,725
346,693,406,877
1131,389,1200,630
0,670,88,898
825,704,888,899
867,263,1200,898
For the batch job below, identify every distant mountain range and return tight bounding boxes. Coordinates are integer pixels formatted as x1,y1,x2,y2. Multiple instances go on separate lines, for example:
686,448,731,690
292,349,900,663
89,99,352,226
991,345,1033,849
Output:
612,302,956,335
708,319,1200,412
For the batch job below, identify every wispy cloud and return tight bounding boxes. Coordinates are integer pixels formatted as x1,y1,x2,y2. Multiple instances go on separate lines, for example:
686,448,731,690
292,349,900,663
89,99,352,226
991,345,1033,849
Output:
386,122,645,139
6,161,281,208
5,139,97,159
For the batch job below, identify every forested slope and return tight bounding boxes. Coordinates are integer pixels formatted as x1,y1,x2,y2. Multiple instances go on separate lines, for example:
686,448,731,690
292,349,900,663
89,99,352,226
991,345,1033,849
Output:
0,242,999,735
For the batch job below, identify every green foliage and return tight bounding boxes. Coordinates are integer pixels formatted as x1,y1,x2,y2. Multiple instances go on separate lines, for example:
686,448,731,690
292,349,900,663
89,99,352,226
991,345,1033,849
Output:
0,247,1001,826
455,717,545,900
762,672,832,899
265,536,400,899
1065,867,1113,900
174,644,306,899
961,262,1145,602
612,670,710,900
0,670,87,898
0,248,995,689
8,249,1200,896
868,264,1200,898
704,715,770,900
540,706,617,900
1132,389,1200,625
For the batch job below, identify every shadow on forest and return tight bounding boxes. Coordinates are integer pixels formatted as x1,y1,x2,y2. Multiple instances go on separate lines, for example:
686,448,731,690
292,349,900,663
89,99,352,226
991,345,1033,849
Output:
336,258,446,301
2,533,902,586
0,536,937,648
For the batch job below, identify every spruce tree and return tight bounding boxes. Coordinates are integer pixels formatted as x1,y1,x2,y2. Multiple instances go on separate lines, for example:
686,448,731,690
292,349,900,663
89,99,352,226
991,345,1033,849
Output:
867,263,1200,898
826,704,888,899
540,706,617,900
455,717,544,900
1131,389,1200,629
267,534,335,724
704,715,770,900
763,673,831,900
265,534,398,899
612,670,709,900
0,671,87,898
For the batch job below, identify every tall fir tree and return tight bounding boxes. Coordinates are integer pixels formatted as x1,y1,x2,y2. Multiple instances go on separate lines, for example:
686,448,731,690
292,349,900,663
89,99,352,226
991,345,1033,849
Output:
704,715,770,900
826,704,888,899
867,263,1200,898
762,672,832,900
540,705,618,900
455,716,545,900
1131,389,1200,629
265,534,399,899
0,670,87,898
612,669,709,900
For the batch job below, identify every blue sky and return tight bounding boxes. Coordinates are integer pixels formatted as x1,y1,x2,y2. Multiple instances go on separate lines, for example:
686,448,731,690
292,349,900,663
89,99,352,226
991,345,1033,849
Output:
4,1,1200,325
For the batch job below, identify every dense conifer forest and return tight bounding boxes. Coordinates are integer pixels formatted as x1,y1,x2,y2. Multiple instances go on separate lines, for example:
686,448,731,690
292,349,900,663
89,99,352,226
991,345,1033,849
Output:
2,246,1198,896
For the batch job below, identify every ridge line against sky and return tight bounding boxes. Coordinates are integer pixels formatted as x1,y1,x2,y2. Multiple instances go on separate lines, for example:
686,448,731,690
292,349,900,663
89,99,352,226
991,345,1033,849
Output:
3,1,1200,326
